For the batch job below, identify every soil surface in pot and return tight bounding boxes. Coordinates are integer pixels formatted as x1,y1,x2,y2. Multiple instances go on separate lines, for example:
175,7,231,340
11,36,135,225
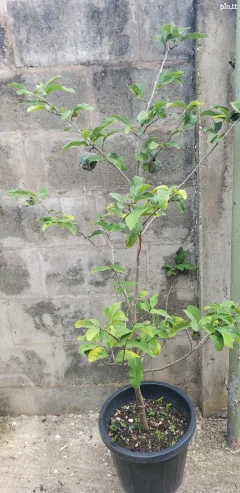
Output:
108,397,188,453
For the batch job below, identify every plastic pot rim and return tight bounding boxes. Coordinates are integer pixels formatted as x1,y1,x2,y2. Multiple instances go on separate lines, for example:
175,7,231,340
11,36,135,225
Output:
99,381,196,463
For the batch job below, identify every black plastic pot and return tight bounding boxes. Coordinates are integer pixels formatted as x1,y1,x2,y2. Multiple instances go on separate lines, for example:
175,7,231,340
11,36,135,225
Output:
99,381,196,493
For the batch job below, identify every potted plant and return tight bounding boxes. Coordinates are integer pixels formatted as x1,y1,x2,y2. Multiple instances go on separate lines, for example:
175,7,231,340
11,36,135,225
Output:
7,22,240,493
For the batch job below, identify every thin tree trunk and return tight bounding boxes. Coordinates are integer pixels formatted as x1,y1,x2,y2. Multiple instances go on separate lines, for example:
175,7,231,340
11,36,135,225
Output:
135,387,149,432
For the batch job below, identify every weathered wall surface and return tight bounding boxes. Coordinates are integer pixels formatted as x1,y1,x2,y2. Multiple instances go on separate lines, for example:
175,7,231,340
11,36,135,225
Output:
0,0,234,415
197,0,236,415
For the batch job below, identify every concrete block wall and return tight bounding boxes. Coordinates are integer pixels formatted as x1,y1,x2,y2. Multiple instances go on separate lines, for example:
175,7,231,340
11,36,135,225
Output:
0,0,234,415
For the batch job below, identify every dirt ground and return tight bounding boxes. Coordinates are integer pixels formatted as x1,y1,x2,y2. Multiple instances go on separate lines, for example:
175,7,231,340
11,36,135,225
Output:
0,412,239,493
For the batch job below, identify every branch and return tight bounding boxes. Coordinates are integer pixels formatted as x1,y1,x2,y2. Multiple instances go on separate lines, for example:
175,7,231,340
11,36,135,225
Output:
186,328,193,352
144,334,210,373
146,46,170,111
147,112,186,167
39,98,131,184
165,281,173,311
178,120,239,189
133,233,142,325
142,215,157,236
38,201,132,309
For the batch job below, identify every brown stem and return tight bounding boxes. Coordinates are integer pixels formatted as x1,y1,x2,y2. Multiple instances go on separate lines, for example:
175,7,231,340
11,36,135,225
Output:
133,234,142,325
135,387,149,433
144,334,210,373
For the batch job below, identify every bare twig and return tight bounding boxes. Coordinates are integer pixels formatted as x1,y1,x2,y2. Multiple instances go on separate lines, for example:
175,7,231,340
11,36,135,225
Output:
39,98,131,184
144,334,210,373
146,47,169,111
142,215,157,236
178,121,238,189
165,281,173,311
38,201,132,310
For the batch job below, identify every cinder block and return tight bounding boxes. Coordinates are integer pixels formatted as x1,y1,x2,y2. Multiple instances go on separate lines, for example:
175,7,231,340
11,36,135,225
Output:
0,302,14,346
137,0,195,61
0,384,122,415
92,62,194,122
39,243,148,297
0,195,70,249
143,130,196,187
143,333,199,403
0,69,89,132
0,387,27,415
146,242,197,295
8,296,110,345
0,249,43,298
7,0,139,67
55,344,128,386
0,132,135,194
0,344,57,387
147,186,196,244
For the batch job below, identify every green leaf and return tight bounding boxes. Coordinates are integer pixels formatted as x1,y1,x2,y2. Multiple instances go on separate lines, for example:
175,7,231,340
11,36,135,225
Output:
201,110,225,117
125,207,146,231
27,105,46,112
149,141,159,150
182,113,197,129
137,110,149,123
181,33,208,40
116,350,140,363
110,114,131,126
128,83,144,99
86,326,99,341
45,84,75,94
128,358,143,390
130,176,144,197
176,199,185,213
176,263,196,271
74,103,94,111
150,309,172,318
45,76,61,88
78,342,96,354
103,302,122,322
175,247,185,265
169,320,190,334
150,293,158,309
109,192,124,202
166,140,180,149
220,325,240,344
7,189,36,199
88,347,108,362
183,305,202,331
92,265,112,273
186,305,201,322
37,188,48,199
61,110,73,120
138,291,148,299
210,331,224,351
126,232,138,248
61,141,87,151
139,300,151,312
108,152,128,171
112,264,124,273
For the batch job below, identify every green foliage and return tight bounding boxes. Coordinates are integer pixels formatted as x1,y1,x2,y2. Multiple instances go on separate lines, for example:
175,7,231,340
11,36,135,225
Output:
156,22,207,48
163,247,197,276
7,22,240,403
